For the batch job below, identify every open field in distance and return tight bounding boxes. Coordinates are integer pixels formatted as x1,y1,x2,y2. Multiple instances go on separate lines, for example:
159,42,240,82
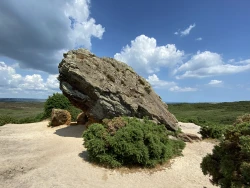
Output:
0,100,249,127
168,101,250,126
0,102,44,119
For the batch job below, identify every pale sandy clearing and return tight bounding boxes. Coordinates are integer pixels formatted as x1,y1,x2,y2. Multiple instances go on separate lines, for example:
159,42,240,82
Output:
178,122,202,138
0,121,217,188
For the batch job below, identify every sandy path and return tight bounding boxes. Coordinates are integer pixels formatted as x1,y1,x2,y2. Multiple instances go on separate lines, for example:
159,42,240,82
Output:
0,121,217,188
178,122,202,138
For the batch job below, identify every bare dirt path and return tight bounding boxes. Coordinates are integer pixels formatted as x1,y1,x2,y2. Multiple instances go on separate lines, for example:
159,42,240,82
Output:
0,121,217,188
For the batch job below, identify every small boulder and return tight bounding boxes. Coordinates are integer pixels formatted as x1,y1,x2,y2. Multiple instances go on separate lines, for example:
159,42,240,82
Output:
76,112,88,125
177,133,202,143
51,109,71,126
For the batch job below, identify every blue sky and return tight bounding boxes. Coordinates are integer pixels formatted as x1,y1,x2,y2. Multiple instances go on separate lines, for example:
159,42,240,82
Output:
0,0,249,102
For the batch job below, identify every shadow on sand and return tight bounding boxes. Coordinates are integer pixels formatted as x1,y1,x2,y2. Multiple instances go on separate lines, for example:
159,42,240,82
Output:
78,151,89,162
53,123,90,162
53,123,87,138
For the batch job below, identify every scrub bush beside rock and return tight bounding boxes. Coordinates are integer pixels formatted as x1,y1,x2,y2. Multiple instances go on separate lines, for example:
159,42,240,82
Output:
83,117,185,168
44,93,81,121
201,117,250,188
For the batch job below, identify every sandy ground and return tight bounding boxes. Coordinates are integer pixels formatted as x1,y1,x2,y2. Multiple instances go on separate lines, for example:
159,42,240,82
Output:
0,121,217,188
178,122,202,138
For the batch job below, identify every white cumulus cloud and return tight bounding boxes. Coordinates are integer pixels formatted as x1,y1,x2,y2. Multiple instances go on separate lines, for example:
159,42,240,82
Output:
20,74,47,91
0,62,59,96
65,0,104,49
175,51,250,79
175,23,196,37
0,62,22,87
208,80,223,85
46,75,59,90
237,59,250,64
169,86,197,92
196,37,202,41
114,35,184,75
146,74,196,92
146,74,175,88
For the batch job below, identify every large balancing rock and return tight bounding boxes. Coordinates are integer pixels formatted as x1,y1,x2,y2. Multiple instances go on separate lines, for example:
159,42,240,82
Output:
58,49,178,131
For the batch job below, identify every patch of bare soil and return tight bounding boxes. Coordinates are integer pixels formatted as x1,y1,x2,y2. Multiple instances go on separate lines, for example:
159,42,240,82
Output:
0,121,217,188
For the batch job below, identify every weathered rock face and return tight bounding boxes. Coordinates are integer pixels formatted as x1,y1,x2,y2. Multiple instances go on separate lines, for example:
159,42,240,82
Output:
58,49,178,131
51,109,71,126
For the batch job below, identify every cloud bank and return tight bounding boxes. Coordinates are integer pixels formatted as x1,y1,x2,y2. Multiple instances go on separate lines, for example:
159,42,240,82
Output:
115,35,250,93
146,74,196,92
175,51,250,79
146,74,175,88
0,62,59,97
115,35,250,80
0,0,105,74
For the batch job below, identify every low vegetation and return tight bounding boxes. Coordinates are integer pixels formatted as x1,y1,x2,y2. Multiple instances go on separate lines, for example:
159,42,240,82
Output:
1,99,249,140
0,102,44,126
83,117,185,168
201,117,250,188
43,93,81,121
0,93,81,126
168,101,250,139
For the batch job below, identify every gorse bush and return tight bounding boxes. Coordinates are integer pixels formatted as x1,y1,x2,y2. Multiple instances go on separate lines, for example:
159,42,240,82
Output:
44,93,71,118
201,120,250,188
43,93,81,121
66,105,82,122
170,116,227,139
199,124,227,139
176,117,228,139
83,117,185,168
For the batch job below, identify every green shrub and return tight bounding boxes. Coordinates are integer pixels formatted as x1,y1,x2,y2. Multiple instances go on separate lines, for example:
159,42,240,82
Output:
201,122,250,188
67,105,82,121
83,117,185,168
186,118,199,124
199,124,227,139
0,116,18,126
43,93,71,118
18,113,44,124
43,93,81,121
0,93,81,126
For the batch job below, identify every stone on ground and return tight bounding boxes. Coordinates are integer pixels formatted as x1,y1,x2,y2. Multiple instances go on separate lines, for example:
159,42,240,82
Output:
51,109,71,126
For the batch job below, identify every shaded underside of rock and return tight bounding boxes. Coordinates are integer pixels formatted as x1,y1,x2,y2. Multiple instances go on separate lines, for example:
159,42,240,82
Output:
58,49,179,131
